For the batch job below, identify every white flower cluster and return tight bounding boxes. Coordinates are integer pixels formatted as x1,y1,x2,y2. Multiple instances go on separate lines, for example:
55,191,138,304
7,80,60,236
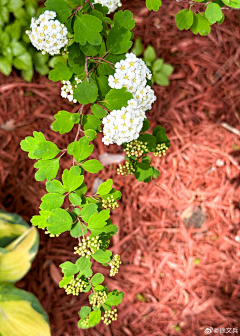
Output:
61,78,82,103
93,0,122,13
102,101,145,145
102,53,156,146
26,11,68,56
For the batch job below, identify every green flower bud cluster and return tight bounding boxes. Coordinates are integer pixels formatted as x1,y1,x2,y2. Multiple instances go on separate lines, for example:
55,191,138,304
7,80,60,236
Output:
117,161,135,176
81,316,90,327
89,291,107,308
101,309,118,325
109,254,121,277
44,230,60,238
153,143,168,157
64,278,87,296
124,140,148,158
74,236,101,258
102,195,119,210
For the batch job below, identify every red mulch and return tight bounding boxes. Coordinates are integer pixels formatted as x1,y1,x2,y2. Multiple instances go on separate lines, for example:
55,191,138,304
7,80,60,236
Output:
1,1,240,335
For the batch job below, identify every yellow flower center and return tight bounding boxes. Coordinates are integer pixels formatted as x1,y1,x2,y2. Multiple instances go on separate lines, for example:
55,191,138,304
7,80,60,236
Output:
129,62,134,67
114,126,118,130
44,25,48,30
114,78,119,84
124,75,129,80
52,24,56,29
121,115,126,120
120,66,125,70
40,33,44,37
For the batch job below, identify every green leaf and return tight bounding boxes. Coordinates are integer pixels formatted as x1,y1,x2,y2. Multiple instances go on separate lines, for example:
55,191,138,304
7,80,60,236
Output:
104,88,133,110
0,5,9,25
105,290,124,306
91,273,104,287
73,78,98,104
75,183,87,197
131,38,144,56
96,76,111,98
34,158,60,182
205,3,223,24
144,45,156,65
153,64,173,86
152,167,160,178
175,9,194,30
152,59,163,72
97,179,113,195
114,10,135,30
190,14,211,36
134,162,153,183
146,0,162,11
20,132,60,160
140,119,150,132
69,192,82,206
84,129,97,141
21,68,34,82
40,193,65,211
91,104,107,119
52,111,80,134
88,210,110,229
45,0,72,22
70,221,85,237
13,52,32,71
31,211,49,229
155,126,169,143
88,309,101,327
80,43,101,57
49,62,73,82
107,26,132,55
62,166,84,192
8,0,23,12
82,115,101,132
142,156,151,165
217,13,225,25
92,249,112,263
74,13,103,46
46,208,73,234
221,0,240,8
59,275,73,288
59,261,78,277
80,204,98,222
79,306,91,319
67,137,94,162
68,43,81,59
46,180,66,194
76,256,92,271
0,56,11,76
138,134,156,151
11,41,26,57
81,159,103,173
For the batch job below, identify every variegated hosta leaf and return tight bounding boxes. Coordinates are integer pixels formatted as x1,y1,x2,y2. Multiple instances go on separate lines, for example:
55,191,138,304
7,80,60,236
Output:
0,210,29,247
0,284,51,336
0,226,39,282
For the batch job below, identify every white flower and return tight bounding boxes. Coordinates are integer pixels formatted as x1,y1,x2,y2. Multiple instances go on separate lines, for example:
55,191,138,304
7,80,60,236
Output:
102,102,146,146
26,11,69,56
93,0,122,13
61,77,82,104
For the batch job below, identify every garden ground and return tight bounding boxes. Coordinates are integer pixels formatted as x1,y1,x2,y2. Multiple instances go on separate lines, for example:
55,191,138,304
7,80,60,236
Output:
0,0,240,335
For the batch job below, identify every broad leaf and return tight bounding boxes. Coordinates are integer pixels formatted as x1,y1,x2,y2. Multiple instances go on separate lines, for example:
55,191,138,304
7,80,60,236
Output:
91,273,104,286
46,208,73,234
74,13,102,46
45,0,72,22
90,104,107,118
80,204,98,222
175,9,194,30
104,88,133,110
67,137,94,162
49,62,73,82
205,3,223,24
34,158,60,182
40,193,65,211
88,210,110,229
92,249,112,263
46,180,66,194
107,26,132,55
97,179,113,195
62,166,84,192
73,78,98,104
190,13,211,36
146,0,162,11
52,111,80,134
59,261,78,277
82,115,101,132
113,10,135,30
105,290,124,306
81,159,103,173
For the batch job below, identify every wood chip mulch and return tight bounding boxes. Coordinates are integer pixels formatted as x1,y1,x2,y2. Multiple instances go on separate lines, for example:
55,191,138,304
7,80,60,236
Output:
1,1,240,335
